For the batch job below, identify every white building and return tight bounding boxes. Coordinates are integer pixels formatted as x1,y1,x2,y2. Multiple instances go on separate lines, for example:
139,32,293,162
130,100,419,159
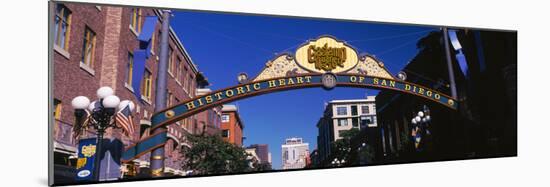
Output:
245,147,261,169
316,96,378,163
281,137,310,169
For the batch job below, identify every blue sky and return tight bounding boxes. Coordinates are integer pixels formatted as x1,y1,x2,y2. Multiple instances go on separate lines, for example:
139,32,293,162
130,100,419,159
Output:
170,10,438,169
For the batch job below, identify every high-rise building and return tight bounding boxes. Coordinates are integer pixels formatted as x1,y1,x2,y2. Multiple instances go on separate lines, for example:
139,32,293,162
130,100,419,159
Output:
316,96,378,164
281,137,309,169
221,105,244,146
246,144,270,164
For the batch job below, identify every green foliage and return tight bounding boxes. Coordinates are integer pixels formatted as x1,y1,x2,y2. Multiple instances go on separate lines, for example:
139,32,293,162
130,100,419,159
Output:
397,130,414,158
181,134,250,175
340,128,360,139
253,162,272,171
358,144,375,164
329,128,360,165
398,130,411,152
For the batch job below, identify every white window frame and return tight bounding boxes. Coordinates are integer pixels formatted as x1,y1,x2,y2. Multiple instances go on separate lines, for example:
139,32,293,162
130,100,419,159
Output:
221,114,230,123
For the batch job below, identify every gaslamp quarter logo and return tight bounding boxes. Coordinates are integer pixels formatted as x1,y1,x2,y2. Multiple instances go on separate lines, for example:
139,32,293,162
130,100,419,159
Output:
296,36,359,73
307,43,347,71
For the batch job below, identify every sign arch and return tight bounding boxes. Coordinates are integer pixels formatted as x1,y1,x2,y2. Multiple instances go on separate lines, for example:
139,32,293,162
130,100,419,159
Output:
122,36,457,162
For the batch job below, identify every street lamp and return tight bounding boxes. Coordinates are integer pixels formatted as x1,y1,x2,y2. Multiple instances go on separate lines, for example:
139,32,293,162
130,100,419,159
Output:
71,86,134,181
410,105,432,151
237,72,249,84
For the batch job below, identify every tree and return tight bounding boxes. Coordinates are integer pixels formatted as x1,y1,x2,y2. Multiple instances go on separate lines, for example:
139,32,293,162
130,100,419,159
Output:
329,128,360,166
357,144,375,165
180,134,250,175
252,162,272,171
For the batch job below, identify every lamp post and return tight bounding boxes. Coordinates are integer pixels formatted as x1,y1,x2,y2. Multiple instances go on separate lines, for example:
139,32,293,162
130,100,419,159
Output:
410,105,431,152
71,86,135,181
331,157,346,167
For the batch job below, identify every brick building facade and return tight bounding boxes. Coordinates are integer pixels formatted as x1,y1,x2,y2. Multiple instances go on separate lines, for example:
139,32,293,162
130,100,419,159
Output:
51,3,218,182
220,105,244,146
195,88,223,136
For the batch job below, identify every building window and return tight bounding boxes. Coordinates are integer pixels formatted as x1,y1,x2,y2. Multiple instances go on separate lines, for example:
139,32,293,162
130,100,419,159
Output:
81,27,96,67
361,105,369,114
336,106,347,115
168,46,174,74
221,114,230,123
150,32,155,53
182,66,187,85
360,116,372,126
352,118,359,127
338,119,348,126
140,124,150,139
222,129,230,137
187,75,193,93
182,66,189,91
351,105,358,116
125,52,134,85
175,57,181,83
54,99,62,120
141,69,152,100
54,4,71,50
130,8,142,33
166,90,173,107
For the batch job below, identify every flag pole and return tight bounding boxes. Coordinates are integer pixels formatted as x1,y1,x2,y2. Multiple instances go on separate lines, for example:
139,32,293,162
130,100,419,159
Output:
150,9,171,178
443,27,458,99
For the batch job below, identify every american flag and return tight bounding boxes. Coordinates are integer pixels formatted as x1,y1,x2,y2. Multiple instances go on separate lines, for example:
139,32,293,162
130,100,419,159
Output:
116,105,135,138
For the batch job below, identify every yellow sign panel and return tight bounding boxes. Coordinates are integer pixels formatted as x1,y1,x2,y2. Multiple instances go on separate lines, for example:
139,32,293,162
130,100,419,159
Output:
295,36,358,73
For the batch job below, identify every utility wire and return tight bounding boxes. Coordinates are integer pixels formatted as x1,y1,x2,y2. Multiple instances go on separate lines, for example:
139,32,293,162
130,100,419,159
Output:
187,23,277,55
347,29,434,43
178,19,307,42
374,38,420,57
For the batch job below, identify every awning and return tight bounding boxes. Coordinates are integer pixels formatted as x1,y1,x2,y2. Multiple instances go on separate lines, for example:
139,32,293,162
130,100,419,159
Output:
53,141,77,155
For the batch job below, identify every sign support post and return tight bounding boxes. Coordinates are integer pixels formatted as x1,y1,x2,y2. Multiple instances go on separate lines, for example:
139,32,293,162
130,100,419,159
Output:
150,10,170,178
443,27,458,99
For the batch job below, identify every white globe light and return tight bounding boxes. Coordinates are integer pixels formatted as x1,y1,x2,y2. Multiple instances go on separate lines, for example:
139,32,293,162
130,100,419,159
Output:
426,115,431,121
71,96,90,109
422,117,427,123
411,118,417,124
118,100,136,112
418,111,424,117
97,86,114,99
128,101,135,111
118,100,130,111
102,95,120,108
415,116,421,123
88,101,97,111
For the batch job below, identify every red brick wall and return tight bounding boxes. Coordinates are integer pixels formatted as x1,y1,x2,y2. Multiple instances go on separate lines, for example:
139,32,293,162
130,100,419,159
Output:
195,106,222,135
221,111,243,146
52,3,202,168
53,4,106,127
